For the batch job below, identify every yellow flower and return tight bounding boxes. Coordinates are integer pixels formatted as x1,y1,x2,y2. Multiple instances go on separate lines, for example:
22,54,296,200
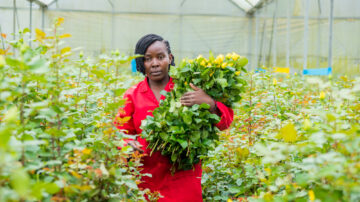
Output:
70,171,82,179
206,62,212,67
231,52,239,61
226,53,232,59
82,148,92,155
221,62,227,69
294,72,298,76
189,59,194,64
273,78,277,85
227,199,233,202
264,168,271,175
319,91,326,99
197,54,203,60
200,60,206,66
55,17,65,27
235,71,240,76
308,190,315,201
215,54,224,64
184,81,188,85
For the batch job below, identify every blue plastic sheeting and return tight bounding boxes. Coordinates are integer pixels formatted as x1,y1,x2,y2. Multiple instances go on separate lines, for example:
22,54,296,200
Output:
303,67,332,76
255,68,267,73
131,59,137,73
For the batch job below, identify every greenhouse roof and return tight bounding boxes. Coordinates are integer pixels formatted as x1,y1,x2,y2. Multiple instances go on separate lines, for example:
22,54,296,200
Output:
26,0,57,7
230,0,265,14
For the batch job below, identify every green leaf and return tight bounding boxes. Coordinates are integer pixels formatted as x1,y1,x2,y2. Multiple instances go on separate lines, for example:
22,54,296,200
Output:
199,103,210,109
190,131,201,142
229,186,241,194
183,112,192,125
28,56,49,74
216,78,228,88
10,168,30,198
177,139,188,149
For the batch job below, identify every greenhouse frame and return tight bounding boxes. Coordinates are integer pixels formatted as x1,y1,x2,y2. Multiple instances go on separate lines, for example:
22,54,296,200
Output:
1,0,359,74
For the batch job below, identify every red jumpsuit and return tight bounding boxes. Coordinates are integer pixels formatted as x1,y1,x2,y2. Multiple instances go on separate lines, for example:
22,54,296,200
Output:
114,77,233,201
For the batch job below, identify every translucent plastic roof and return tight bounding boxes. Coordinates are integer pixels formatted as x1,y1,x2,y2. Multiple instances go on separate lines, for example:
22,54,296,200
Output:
27,0,56,7
230,0,263,13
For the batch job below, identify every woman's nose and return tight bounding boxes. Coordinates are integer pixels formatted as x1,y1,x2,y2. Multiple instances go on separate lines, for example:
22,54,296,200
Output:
151,58,160,67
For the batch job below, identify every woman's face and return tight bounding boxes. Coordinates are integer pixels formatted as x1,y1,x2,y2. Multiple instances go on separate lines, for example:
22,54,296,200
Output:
143,41,173,82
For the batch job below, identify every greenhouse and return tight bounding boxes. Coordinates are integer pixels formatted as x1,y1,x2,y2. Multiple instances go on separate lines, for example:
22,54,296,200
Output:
0,0,359,201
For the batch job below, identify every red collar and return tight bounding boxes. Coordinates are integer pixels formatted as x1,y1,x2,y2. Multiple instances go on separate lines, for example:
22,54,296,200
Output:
139,76,174,93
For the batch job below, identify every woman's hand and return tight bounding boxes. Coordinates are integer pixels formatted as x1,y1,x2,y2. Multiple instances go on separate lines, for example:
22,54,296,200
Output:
180,83,217,113
127,140,144,153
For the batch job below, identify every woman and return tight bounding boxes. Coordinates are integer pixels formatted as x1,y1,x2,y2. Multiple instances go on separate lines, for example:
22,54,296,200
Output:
114,34,233,201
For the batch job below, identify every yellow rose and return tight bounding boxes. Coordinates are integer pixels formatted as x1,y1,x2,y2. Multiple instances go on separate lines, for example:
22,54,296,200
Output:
207,62,212,67
308,190,315,201
231,52,239,61
319,91,326,99
235,71,240,76
226,53,232,59
215,54,224,64
197,54,203,60
200,60,206,66
221,62,227,69
273,78,277,85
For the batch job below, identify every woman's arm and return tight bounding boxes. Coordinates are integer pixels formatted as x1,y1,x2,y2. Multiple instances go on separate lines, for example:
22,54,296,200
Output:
180,83,234,131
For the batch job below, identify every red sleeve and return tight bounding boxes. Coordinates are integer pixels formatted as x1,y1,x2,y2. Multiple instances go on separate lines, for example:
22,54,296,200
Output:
114,92,136,146
214,101,234,131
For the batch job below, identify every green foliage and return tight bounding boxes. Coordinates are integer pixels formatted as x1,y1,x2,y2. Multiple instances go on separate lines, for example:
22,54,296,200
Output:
202,72,360,201
1,18,359,202
141,53,247,171
0,19,153,201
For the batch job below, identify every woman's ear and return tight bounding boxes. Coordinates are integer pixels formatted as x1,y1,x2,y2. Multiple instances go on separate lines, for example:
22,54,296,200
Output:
169,53,175,66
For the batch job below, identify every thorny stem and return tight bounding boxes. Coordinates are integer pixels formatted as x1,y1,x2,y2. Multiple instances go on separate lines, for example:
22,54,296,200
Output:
20,74,25,166
248,74,253,145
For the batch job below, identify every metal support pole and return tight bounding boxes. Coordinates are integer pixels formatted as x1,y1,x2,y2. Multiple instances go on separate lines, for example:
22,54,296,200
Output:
328,0,334,68
0,26,5,50
107,0,115,50
267,1,277,68
13,0,16,40
179,0,186,61
29,0,33,47
254,14,259,69
317,0,322,68
303,0,309,70
41,6,45,30
248,16,253,71
286,0,291,69
272,13,277,67
258,19,266,67
261,20,266,67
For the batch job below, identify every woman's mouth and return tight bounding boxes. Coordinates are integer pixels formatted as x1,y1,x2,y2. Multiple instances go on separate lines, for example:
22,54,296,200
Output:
151,71,162,76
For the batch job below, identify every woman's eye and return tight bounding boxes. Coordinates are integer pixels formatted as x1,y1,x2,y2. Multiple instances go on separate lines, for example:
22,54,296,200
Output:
145,57,151,62
158,55,164,60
